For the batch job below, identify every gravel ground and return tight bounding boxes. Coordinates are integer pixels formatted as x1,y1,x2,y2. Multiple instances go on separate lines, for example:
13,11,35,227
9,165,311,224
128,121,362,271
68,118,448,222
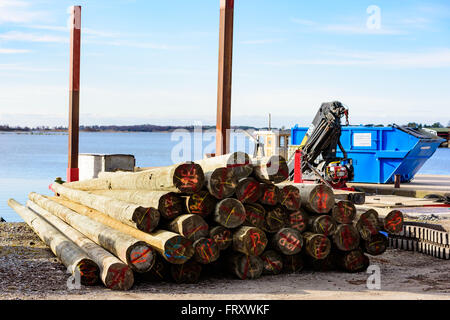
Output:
1,222,450,300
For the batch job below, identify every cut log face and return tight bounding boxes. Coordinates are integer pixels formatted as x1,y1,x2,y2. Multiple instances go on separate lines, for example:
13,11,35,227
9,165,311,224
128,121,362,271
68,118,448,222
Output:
260,250,283,275
287,209,309,233
233,226,268,256
195,152,253,181
259,183,280,206
227,253,264,280
214,198,246,229
168,214,209,241
185,191,217,218
104,263,135,290
76,259,100,286
205,167,238,199
244,203,266,229
209,226,233,251
382,210,404,234
253,155,289,184
126,242,156,272
136,255,169,282
158,193,184,220
282,254,304,274
263,206,287,233
172,162,205,193
332,201,357,224
295,184,335,214
170,260,202,284
135,207,160,234
235,177,262,204
272,228,304,255
161,233,194,264
303,232,331,260
356,209,380,240
309,215,337,237
279,185,301,211
193,237,220,264
363,232,388,256
337,249,370,273
333,224,360,252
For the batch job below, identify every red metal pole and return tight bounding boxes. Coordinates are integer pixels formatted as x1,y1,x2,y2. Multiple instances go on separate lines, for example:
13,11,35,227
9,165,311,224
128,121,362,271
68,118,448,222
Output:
294,150,303,183
67,6,81,182
216,0,234,156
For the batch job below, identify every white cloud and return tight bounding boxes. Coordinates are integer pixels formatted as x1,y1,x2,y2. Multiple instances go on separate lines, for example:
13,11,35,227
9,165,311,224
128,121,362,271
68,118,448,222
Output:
0,31,67,43
0,48,30,53
0,0,47,24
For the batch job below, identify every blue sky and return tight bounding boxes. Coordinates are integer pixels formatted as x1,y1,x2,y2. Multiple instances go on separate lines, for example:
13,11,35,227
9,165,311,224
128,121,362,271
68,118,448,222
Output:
0,0,449,128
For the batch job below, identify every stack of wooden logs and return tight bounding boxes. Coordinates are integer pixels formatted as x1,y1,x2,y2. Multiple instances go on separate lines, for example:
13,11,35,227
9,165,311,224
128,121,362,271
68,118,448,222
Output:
8,152,404,290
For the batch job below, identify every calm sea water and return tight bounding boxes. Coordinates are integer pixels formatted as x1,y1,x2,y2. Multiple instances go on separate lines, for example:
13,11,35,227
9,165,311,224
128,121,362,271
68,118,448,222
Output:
0,131,449,222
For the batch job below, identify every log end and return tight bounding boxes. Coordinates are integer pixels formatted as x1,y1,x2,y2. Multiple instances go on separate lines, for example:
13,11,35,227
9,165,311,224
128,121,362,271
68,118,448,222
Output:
127,242,156,273
173,162,205,194
214,198,246,229
77,258,100,286
159,193,184,220
260,250,283,275
134,207,160,233
193,237,220,264
104,263,135,291
163,235,194,264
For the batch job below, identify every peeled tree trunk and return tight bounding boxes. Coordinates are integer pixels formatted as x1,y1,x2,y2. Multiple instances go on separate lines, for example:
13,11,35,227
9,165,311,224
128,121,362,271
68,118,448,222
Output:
292,183,335,214
194,152,253,181
252,155,289,184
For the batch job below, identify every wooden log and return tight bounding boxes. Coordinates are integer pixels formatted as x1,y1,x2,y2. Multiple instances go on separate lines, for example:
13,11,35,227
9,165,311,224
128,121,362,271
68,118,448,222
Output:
271,228,303,255
194,152,253,180
51,183,158,233
7,199,99,286
260,250,283,275
205,167,238,199
282,254,304,273
209,226,233,251
233,226,267,256
362,232,388,256
184,191,217,218
262,205,287,233
135,255,169,283
49,197,194,264
355,209,380,241
192,237,220,264
227,253,264,280
213,198,246,228
279,185,301,211
332,200,357,224
332,224,360,252
244,203,266,229
26,200,134,290
287,209,309,233
170,260,202,284
97,161,205,193
235,177,262,204
259,183,280,206
252,155,289,184
303,232,331,260
379,210,404,234
305,254,336,272
168,214,209,241
63,178,111,191
336,249,370,273
29,193,155,273
91,190,182,221
293,183,335,214
308,215,337,236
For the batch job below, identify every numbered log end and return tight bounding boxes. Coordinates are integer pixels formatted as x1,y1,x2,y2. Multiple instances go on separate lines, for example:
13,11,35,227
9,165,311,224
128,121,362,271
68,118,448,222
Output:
332,200,357,224
338,250,370,273
304,232,331,260
169,214,209,241
236,177,262,204
305,184,335,214
173,162,205,194
210,226,233,251
287,209,309,233
262,205,287,233
207,167,238,199
282,254,304,274
214,198,246,229
193,237,221,264
280,185,301,211
170,260,203,284
254,155,289,184
76,258,100,286
333,224,360,252
163,235,194,264
363,232,388,256
233,226,268,256
382,210,404,234
104,263,135,291
159,193,184,220
134,207,160,233
135,255,169,282
273,228,304,255
259,183,280,206
228,253,264,280
227,152,253,180
309,215,337,237
356,209,380,240
186,191,217,218
126,242,156,273
244,203,266,229
260,250,283,275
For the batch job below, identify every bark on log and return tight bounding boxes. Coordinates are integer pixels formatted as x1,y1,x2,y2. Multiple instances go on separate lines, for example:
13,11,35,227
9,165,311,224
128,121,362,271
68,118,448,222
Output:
362,232,388,256
235,177,261,204
332,200,357,224
308,215,337,236
260,250,283,275
192,237,220,264
259,183,280,206
209,226,233,251
332,224,361,252
168,214,209,241
184,191,217,218
279,185,301,211
282,254,304,273
355,209,380,241
287,209,309,233
303,232,331,260
262,205,287,233
97,161,205,193
227,253,264,280
244,203,266,229
271,228,304,255
29,193,155,273
7,199,99,286
194,152,253,180
49,197,194,264
294,183,335,214
51,183,158,233
91,190,182,221
379,210,404,234
213,198,246,228
336,249,370,273
204,167,238,199
170,260,202,284
26,200,134,290
252,155,289,184
233,226,268,256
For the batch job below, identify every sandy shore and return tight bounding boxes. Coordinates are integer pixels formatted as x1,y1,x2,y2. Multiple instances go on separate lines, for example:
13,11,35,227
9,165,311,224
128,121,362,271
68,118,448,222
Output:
1,222,449,300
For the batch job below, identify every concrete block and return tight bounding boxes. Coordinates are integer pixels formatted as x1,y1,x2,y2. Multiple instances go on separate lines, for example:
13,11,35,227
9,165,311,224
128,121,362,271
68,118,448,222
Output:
79,154,135,181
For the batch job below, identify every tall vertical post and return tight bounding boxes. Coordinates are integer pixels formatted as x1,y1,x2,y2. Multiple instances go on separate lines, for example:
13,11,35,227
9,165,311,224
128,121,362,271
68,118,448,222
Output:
67,6,81,182
216,0,234,156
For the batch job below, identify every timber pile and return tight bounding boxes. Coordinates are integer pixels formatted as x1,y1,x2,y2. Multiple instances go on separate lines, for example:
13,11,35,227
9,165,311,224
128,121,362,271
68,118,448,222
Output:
8,152,404,291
